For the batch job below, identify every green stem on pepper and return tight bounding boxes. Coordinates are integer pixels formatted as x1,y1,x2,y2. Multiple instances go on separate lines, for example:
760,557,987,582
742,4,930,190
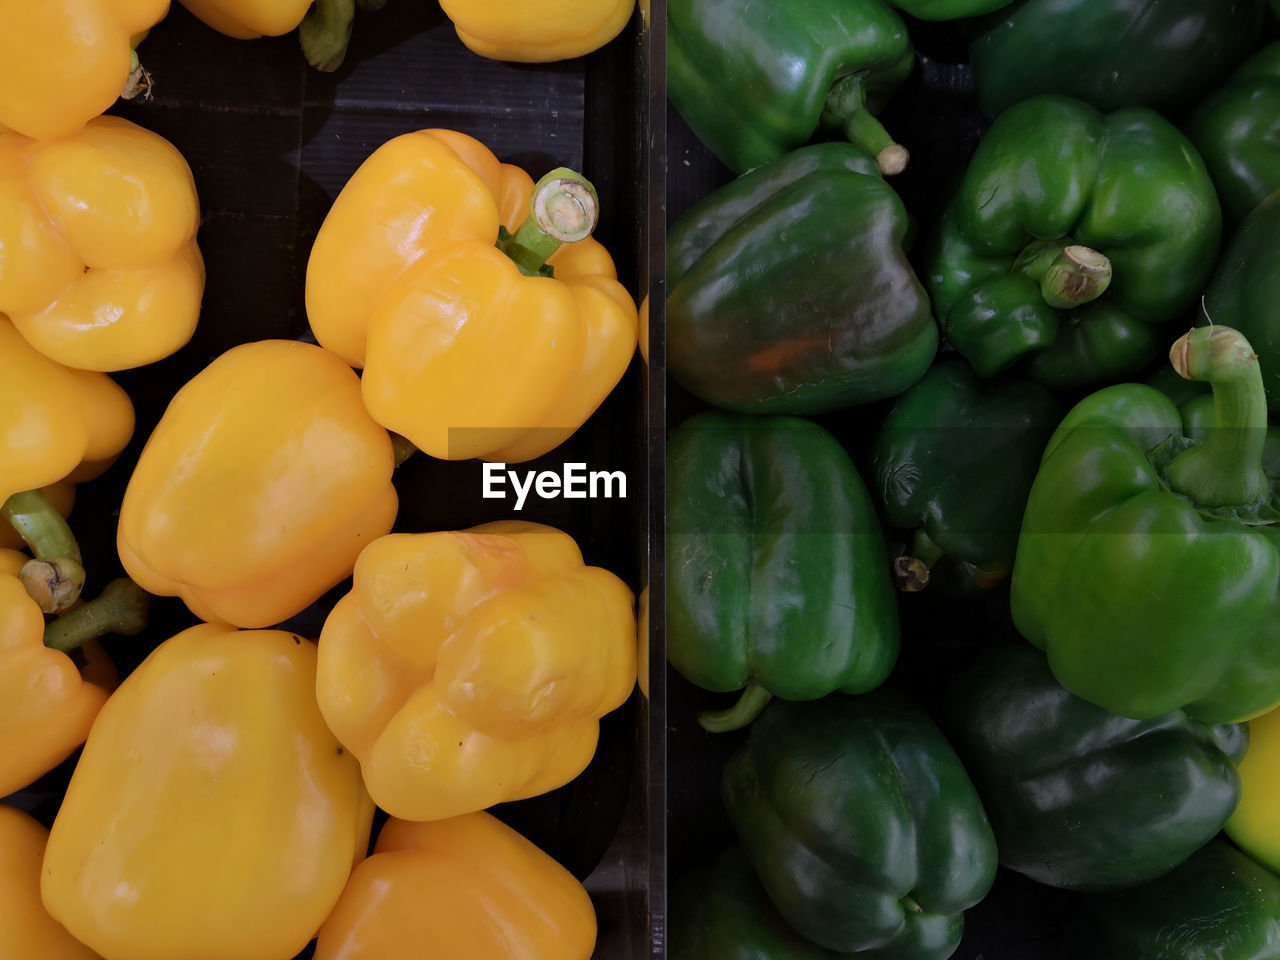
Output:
496,167,600,277
299,0,355,72
698,682,774,733
821,74,908,176
2,489,85,614
1166,326,1270,508
43,579,152,654
1014,238,1112,309
892,528,946,592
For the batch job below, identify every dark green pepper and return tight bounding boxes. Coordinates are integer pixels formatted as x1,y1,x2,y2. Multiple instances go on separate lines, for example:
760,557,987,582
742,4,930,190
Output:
670,846,850,960
871,357,1061,591
667,411,899,732
667,0,913,176
669,143,937,415
945,642,1246,891
1012,325,1280,723
1074,841,1280,959
889,0,1011,19
722,690,998,958
1203,192,1280,415
970,0,1267,117
1187,43,1280,228
926,96,1220,389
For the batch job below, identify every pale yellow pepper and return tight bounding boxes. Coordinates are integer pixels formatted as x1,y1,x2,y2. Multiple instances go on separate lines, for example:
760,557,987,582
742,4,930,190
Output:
0,117,204,372
0,1,167,141
315,812,597,960
0,806,100,960
42,624,375,960
438,0,635,62
316,521,637,822
1227,705,1280,872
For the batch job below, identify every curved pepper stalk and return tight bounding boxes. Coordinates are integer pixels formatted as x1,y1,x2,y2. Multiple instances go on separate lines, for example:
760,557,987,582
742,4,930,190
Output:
2,490,85,614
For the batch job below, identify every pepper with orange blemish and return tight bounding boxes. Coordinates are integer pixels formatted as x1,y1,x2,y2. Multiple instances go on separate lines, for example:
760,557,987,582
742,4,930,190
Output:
315,521,637,822
305,128,637,463
0,116,204,373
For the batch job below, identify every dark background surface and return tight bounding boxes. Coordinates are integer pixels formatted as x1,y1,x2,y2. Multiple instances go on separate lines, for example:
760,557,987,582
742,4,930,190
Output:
5,3,657,958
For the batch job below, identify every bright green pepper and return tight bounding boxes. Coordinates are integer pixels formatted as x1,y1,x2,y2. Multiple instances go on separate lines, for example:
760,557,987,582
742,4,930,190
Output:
1203,192,1280,416
1011,325,1280,723
945,642,1246,891
667,0,914,176
871,357,1061,592
722,690,998,958
970,0,1267,118
1187,43,1280,228
666,411,899,732
926,96,1221,389
668,143,937,415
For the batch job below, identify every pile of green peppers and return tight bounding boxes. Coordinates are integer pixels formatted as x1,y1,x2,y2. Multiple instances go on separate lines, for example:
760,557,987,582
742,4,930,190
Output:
665,0,1280,957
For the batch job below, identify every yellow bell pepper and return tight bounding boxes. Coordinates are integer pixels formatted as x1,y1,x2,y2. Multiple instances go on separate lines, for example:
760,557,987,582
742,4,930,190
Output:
315,811,596,960
0,549,151,797
0,806,100,960
316,521,637,822
305,128,637,463
1,316,134,611
0,116,204,372
438,0,635,62
41,624,375,960
1227,705,1280,871
0,1,167,141
117,339,399,629
178,0,376,72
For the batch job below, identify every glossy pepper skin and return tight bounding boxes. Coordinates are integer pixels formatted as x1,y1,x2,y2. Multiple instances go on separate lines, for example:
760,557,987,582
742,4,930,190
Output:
315,522,636,822
438,0,634,61
0,807,99,960
1229,705,1280,874
0,117,204,372
667,412,899,732
0,549,123,797
0,1,167,141
179,0,313,37
1074,841,1280,959
117,340,398,629
888,0,1011,17
945,643,1246,891
970,0,1267,118
668,0,914,176
926,96,1220,389
1187,44,1280,228
306,128,636,463
41,624,375,960
871,357,1061,591
0,318,133,506
1012,326,1280,723
668,143,937,415
315,812,597,960
723,691,998,957
1204,192,1280,415
671,845,852,960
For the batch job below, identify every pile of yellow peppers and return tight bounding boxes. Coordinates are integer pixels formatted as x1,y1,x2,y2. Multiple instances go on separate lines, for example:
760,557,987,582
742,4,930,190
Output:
0,3,644,959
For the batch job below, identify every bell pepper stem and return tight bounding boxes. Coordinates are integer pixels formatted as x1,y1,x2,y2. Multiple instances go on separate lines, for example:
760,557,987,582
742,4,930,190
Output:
698,682,774,733
43,579,152,654
121,50,152,101
2,490,85,613
391,433,419,466
1015,239,1112,309
821,74,908,176
1166,326,1270,508
299,0,355,72
893,529,945,592
497,168,600,276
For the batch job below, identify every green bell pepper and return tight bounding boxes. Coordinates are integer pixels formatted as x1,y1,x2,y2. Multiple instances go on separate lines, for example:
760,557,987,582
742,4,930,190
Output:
667,411,899,732
668,143,937,415
671,846,851,960
945,642,1246,891
970,0,1267,118
1187,43,1280,228
889,0,1012,19
871,357,1061,592
722,690,998,958
1203,192,1280,416
1011,325,1280,723
926,95,1221,389
1074,841,1280,959
667,0,914,176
